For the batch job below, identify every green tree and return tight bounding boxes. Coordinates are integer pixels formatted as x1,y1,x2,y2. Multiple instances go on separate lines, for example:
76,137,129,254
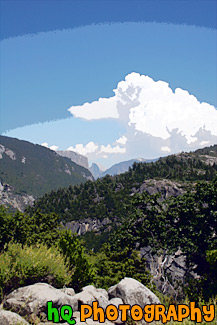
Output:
58,230,95,292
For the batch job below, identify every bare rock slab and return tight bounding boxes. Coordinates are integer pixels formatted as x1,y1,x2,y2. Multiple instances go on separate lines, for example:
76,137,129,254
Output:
0,309,29,325
3,283,77,322
108,277,160,307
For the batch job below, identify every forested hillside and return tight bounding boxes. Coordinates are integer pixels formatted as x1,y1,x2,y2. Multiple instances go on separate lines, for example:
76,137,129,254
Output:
1,172,217,302
0,135,93,199
28,145,217,223
1,145,217,304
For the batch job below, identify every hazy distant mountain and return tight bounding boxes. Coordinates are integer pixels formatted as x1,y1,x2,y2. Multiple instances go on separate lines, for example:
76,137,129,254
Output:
0,136,93,208
90,158,158,179
89,163,103,179
57,150,89,169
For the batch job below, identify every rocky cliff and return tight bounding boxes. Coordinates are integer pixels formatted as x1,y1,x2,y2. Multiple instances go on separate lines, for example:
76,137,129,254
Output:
57,150,89,169
0,181,34,212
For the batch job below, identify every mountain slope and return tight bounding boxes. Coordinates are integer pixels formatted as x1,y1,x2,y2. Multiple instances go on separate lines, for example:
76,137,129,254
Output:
0,136,93,200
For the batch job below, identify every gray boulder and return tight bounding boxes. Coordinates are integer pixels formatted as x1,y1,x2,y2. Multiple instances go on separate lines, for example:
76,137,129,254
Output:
82,285,109,309
0,309,29,325
108,277,160,306
3,283,77,322
107,298,124,324
70,291,95,311
60,287,75,297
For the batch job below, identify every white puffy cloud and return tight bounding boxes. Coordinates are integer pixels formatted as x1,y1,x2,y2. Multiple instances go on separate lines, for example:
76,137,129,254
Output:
100,144,126,154
21,72,217,167
119,73,217,144
67,72,217,148
67,142,99,155
200,140,209,146
64,72,217,166
41,142,49,147
50,145,59,151
116,135,127,145
68,97,118,120
41,142,59,151
66,141,126,157
161,146,171,153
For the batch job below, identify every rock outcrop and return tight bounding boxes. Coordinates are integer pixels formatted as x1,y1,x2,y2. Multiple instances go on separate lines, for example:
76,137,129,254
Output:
65,180,185,237
140,246,199,299
3,283,78,323
65,217,111,236
137,179,186,199
0,310,29,325
0,181,35,212
108,278,160,306
57,150,89,169
2,278,160,324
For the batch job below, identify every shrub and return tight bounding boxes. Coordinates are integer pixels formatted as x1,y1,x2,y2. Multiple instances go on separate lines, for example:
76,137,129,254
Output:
0,242,72,299
58,229,95,292
89,244,153,290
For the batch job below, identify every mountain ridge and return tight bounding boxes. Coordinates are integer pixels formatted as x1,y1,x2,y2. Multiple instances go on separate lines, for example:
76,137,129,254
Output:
90,158,158,179
0,136,93,209
57,150,89,169
28,144,217,223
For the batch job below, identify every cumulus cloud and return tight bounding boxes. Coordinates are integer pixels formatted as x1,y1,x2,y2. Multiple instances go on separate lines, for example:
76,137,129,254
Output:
68,97,118,120
41,142,49,147
100,144,126,154
50,145,59,151
41,142,59,151
68,73,217,142
200,140,209,146
67,72,217,162
67,142,99,156
116,135,128,145
67,141,126,158
161,146,171,153
22,73,217,167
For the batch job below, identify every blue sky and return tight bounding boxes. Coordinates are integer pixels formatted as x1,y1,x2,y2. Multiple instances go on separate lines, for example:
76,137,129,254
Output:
0,1,217,168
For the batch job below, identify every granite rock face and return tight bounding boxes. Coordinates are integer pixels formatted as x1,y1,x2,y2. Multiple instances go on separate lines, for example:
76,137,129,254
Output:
0,309,29,325
65,217,111,236
57,150,89,169
138,179,185,199
108,277,160,307
0,181,35,212
140,246,198,299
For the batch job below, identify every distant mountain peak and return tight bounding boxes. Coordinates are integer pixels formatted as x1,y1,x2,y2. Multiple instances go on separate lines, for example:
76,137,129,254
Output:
89,158,157,179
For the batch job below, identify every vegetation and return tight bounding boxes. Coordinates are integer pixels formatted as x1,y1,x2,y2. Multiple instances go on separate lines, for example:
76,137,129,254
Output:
2,176,215,301
88,244,153,290
0,145,217,306
27,145,217,222
108,176,217,301
0,243,72,299
0,135,92,198
0,206,94,298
